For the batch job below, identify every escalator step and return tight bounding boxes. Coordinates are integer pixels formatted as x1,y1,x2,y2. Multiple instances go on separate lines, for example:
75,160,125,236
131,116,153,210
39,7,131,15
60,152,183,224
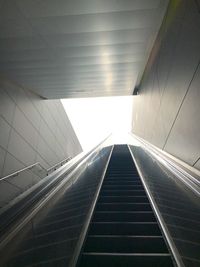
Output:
100,189,146,196
103,179,141,183
98,196,149,203
103,180,142,184
84,236,169,253
96,202,152,211
89,222,162,236
92,211,156,222
103,185,144,190
80,253,174,267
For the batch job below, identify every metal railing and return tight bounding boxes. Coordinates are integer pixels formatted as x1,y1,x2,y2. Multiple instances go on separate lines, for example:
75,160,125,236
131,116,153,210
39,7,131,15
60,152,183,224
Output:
128,145,183,267
47,157,72,174
69,145,114,267
0,163,46,182
129,133,200,197
0,156,72,183
0,156,72,210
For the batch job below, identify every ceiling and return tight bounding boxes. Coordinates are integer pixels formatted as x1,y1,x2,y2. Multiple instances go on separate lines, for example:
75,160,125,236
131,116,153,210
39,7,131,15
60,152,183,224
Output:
0,0,169,99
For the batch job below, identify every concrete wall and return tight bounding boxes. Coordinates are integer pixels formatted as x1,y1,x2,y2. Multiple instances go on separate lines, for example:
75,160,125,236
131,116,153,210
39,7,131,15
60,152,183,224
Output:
0,77,82,178
132,0,200,170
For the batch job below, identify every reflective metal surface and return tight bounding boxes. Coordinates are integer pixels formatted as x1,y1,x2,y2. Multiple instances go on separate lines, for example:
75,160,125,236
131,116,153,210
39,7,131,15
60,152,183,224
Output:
129,145,200,267
0,142,112,266
70,146,113,267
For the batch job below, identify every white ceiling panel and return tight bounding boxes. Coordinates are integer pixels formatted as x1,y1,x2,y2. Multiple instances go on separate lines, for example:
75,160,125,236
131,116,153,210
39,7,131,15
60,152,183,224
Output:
0,0,22,19
16,0,160,17
44,28,152,47
0,54,143,69
0,36,46,51
30,10,157,35
0,44,145,61
0,0,4,9
0,18,35,38
0,49,55,62
0,0,169,98
11,67,138,78
2,62,140,74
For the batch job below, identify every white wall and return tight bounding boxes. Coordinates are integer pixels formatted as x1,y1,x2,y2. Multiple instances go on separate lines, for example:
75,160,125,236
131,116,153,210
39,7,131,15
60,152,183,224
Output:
0,77,82,178
132,0,200,170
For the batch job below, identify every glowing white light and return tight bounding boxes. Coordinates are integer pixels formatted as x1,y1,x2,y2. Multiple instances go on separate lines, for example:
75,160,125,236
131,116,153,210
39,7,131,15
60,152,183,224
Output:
100,50,113,90
105,74,113,87
61,96,133,151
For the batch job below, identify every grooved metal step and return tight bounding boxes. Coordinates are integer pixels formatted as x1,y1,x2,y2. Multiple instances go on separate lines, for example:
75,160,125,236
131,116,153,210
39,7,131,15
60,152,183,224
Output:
77,145,175,267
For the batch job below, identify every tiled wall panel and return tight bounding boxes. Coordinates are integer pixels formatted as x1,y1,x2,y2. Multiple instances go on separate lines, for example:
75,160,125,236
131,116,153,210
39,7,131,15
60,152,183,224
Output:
132,0,200,170
0,78,82,178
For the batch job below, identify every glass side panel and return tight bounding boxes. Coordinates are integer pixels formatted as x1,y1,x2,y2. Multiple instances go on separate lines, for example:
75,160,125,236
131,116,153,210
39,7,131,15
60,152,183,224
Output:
130,145,200,267
0,145,112,267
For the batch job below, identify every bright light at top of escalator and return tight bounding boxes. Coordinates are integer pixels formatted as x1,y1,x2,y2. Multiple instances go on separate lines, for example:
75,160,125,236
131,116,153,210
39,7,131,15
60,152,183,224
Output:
61,96,133,151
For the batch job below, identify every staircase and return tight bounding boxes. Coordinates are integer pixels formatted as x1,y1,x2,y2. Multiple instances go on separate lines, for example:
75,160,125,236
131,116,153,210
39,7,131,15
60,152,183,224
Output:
77,145,175,267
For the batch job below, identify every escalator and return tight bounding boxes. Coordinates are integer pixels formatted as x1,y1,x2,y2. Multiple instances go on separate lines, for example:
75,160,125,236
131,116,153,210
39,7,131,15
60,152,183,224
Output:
77,145,175,267
0,144,178,267
1,141,199,267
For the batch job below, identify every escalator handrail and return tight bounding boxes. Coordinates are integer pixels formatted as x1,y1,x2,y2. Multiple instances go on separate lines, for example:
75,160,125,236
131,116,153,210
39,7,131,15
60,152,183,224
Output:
0,134,112,250
69,145,114,267
128,145,184,267
129,133,200,197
